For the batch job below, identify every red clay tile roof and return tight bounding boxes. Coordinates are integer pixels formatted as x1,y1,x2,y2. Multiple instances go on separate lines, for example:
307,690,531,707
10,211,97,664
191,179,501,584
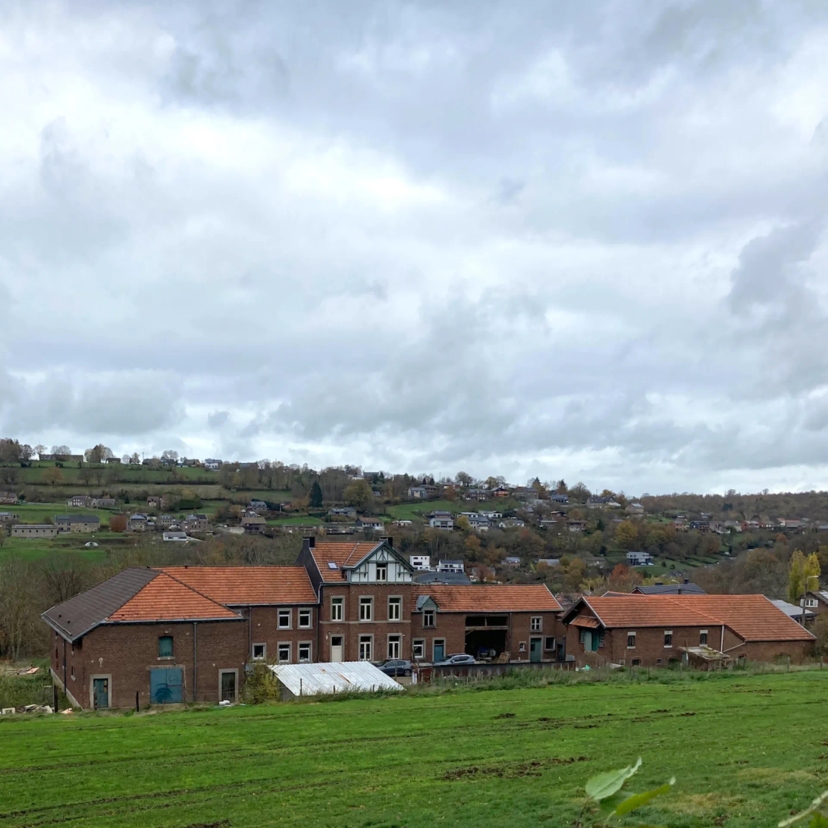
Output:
570,616,601,629
571,595,814,642
160,566,317,605
414,584,562,613
107,573,241,623
667,595,814,642
311,542,383,582
579,596,719,628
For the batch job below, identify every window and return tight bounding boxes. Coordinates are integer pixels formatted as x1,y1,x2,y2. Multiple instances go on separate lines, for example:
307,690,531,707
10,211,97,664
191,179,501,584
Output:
252,643,266,661
519,641,526,653
699,630,708,646
423,610,435,628
530,616,542,632
277,643,291,663
298,643,311,663
656,658,663,665
388,635,401,659
544,636,556,651
158,636,173,659
631,658,641,667
805,599,818,608
331,597,343,621
376,563,387,582
359,596,373,621
299,609,312,629
663,630,673,648
388,597,402,621
358,635,373,661
627,632,636,649
278,609,291,629
413,639,425,660
70,666,75,680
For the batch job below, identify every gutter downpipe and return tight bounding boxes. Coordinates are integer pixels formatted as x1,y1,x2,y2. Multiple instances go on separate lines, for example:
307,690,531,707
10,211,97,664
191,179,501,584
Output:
193,622,198,704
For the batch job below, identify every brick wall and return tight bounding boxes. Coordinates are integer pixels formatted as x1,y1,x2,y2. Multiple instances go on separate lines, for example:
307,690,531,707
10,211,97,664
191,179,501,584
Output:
566,624,725,668
54,619,247,709
318,584,413,662
247,605,318,664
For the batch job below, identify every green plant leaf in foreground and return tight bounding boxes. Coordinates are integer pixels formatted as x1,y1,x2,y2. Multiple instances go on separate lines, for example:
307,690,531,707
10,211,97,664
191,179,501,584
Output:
613,778,676,817
585,757,643,802
779,790,828,827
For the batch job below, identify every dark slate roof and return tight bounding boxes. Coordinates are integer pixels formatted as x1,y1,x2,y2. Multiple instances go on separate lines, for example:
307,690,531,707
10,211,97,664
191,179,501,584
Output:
55,514,101,524
633,583,706,595
41,568,159,641
413,571,472,585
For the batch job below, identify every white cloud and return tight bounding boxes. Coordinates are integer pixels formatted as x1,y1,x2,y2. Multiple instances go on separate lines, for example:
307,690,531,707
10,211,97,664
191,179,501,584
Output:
1,0,828,493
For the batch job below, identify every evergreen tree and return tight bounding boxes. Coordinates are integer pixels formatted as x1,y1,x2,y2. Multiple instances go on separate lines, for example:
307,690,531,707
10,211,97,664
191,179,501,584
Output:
309,480,323,509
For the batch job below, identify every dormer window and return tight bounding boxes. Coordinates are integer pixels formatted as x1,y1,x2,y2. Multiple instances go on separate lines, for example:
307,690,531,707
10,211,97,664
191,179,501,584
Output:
376,564,387,582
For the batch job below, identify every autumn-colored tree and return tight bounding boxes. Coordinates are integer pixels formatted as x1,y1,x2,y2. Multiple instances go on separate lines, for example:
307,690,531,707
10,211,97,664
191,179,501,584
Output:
455,515,471,532
109,514,127,533
42,466,64,486
464,534,481,560
444,485,457,502
615,520,639,550
564,558,587,592
788,549,806,603
343,479,373,512
607,563,642,592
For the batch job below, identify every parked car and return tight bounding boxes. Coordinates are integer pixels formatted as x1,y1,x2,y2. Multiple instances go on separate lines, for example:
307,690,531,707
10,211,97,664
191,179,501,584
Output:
377,659,412,677
434,653,476,666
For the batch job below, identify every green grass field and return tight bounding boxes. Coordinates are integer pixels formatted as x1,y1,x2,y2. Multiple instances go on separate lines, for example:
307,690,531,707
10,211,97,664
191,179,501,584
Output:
1,670,826,827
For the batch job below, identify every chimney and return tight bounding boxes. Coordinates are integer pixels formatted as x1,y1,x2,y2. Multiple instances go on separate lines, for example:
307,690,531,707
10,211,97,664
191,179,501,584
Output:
382,536,394,548
683,578,689,584
305,536,315,549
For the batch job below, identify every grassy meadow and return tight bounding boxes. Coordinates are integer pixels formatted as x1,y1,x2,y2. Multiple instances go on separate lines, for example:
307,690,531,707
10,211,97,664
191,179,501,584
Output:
0,670,826,827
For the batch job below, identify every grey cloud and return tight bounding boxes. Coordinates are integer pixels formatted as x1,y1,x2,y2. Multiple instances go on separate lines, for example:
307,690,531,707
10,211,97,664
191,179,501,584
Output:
207,410,230,428
3,1,828,493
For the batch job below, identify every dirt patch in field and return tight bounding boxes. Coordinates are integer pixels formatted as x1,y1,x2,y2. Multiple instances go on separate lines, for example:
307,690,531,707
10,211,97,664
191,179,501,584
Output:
494,712,516,719
442,756,588,781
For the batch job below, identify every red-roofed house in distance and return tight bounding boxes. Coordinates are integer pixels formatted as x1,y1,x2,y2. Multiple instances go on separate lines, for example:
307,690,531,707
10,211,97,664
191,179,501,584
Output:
562,594,814,669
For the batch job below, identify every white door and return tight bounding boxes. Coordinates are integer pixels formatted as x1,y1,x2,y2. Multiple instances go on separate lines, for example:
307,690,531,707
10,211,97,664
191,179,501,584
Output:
331,636,344,662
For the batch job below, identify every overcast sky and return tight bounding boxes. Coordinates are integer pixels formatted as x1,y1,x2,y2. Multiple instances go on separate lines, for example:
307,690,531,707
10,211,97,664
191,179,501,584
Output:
1,1,828,494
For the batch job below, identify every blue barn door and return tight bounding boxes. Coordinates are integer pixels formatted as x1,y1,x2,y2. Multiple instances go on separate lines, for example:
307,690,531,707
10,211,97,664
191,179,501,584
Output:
150,668,183,704
92,678,109,709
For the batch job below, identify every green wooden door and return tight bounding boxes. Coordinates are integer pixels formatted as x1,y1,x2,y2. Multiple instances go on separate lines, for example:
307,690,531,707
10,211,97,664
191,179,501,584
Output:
530,637,542,663
92,678,109,709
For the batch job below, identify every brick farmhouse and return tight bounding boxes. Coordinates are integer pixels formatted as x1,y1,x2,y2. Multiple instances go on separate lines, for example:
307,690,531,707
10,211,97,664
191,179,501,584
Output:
563,594,814,668
43,539,561,709
42,539,815,709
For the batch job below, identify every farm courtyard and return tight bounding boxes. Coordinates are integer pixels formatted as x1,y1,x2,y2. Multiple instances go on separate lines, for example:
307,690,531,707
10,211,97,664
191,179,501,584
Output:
1,671,827,827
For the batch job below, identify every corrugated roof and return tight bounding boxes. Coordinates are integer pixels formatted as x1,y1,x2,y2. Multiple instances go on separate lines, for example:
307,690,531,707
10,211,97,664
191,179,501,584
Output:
42,568,159,641
108,573,241,622
310,542,383,582
413,584,562,613
269,662,402,696
160,566,317,605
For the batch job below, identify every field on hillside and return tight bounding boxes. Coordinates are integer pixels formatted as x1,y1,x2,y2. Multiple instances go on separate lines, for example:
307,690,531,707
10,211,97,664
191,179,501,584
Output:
1,671,827,827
